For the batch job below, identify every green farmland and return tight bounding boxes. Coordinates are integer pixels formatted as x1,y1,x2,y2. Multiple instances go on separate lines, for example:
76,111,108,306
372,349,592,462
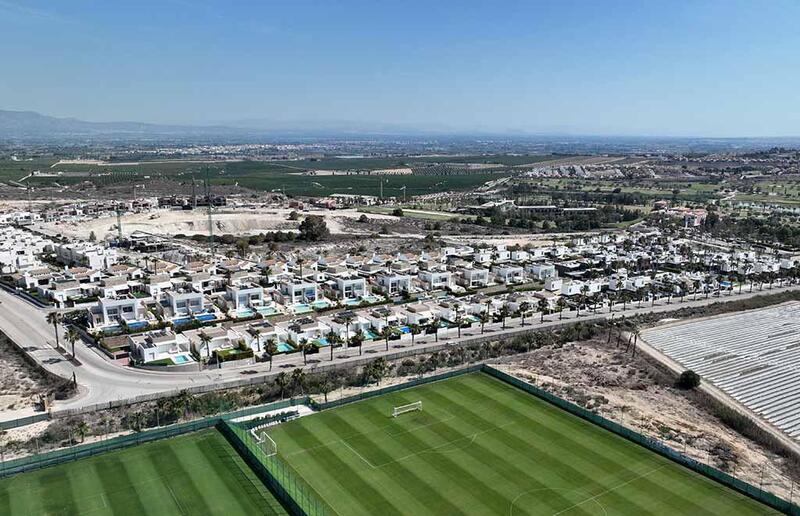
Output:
0,429,287,516
269,373,775,515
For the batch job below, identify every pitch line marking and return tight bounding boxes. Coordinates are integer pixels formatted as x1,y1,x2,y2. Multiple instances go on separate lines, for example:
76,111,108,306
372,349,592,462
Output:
508,488,607,516
167,484,186,515
283,412,456,459
552,464,667,515
340,439,378,469
373,420,517,467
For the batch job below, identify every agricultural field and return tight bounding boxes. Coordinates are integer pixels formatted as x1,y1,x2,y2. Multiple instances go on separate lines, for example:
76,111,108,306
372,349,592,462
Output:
0,429,287,516
268,373,775,515
16,157,518,197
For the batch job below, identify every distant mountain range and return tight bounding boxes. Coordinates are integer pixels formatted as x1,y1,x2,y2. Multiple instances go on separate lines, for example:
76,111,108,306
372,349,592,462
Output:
0,110,457,142
0,110,256,140
2,109,800,150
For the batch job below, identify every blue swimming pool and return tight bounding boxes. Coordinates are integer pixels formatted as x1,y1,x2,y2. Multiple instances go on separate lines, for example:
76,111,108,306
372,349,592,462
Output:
173,355,190,364
172,317,192,326
196,313,217,322
236,308,255,318
277,343,294,353
314,337,330,347
292,303,313,314
127,321,149,330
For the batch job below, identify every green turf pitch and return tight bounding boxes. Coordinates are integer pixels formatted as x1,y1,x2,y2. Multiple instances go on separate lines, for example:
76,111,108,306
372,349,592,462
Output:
0,429,287,516
269,373,776,515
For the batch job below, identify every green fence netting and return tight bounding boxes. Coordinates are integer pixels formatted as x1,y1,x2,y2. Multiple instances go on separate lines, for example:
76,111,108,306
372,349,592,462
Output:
0,397,309,479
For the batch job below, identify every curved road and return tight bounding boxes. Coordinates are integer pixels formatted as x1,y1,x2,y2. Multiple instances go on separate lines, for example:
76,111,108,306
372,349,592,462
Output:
1,283,798,423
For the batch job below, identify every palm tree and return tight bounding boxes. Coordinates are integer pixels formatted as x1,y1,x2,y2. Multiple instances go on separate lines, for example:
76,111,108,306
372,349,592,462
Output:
75,421,89,443
579,285,590,317
326,330,340,361
291,368,306,396
478,312,490,334
408,323,421,344
299,338,310,365
351,329,365,356
454,309,463,338
340,312,355,346
248,327,262,353
265,338,278,370
275,372,289,399
378,327,391,351
427,317,441,342
66,327,80,359
46,312,63,351
538,297,549,323
556,296,567,321
692,279,701,300
198,331,212,362
498,306,510,329
519,302,530,327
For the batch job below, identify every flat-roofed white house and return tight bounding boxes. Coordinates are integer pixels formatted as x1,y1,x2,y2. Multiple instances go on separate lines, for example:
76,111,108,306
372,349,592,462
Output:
145,273,173,297
318,311,371,339
492,265,525,284
374,273,412,296
333,275,367,301
90,295,147,328
545,276,563,292
183,326,233,359
129,329,193,365
165,290,206,317
284,317,332,344
226,283,264,310
419,270,452,291
276,280,318,305
473,250,493,265
400,303,437,325
362,306,403,332
456,267,489,288
527,263,557,281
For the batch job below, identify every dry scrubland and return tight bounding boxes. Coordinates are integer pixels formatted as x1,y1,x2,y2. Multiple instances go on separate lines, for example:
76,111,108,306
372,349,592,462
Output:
496,339,800,499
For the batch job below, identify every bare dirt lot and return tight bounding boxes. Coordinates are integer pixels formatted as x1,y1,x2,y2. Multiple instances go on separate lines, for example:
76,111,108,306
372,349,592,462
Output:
495,339,800,499
0,333,69,412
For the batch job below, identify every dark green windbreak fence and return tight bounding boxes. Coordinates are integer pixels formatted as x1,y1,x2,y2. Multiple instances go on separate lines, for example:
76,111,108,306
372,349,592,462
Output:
0,397,307,478
482,365,800,516
311,364,483,411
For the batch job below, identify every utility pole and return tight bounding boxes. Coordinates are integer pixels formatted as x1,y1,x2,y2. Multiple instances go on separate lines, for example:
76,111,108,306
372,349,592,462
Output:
116,207,123,241
380,179,383,201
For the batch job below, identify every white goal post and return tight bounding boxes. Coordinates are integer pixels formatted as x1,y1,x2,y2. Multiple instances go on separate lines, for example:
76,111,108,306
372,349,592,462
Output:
392,401,422,417
251,428,278,457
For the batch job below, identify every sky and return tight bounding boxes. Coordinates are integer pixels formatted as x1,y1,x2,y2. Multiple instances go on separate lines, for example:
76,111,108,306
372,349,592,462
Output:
1,0,799,137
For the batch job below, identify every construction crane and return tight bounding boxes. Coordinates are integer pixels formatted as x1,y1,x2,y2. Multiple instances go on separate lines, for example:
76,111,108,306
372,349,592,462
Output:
205,167,216,258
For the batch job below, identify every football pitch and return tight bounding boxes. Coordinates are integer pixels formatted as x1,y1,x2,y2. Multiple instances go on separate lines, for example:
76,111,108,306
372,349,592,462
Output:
0,429,287,516
269,372,776,515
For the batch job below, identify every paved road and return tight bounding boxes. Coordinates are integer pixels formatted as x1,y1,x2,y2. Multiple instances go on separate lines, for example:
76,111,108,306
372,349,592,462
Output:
1,283,798,423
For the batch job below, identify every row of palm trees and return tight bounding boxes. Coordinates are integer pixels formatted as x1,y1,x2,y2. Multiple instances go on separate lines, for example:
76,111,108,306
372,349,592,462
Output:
45,311,80,359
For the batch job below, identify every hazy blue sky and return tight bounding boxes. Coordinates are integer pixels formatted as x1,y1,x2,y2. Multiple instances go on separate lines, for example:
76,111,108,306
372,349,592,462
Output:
2,0,799,136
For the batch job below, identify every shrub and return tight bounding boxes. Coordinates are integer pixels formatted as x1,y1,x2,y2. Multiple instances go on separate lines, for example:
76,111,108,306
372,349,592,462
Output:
676,370,701,390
